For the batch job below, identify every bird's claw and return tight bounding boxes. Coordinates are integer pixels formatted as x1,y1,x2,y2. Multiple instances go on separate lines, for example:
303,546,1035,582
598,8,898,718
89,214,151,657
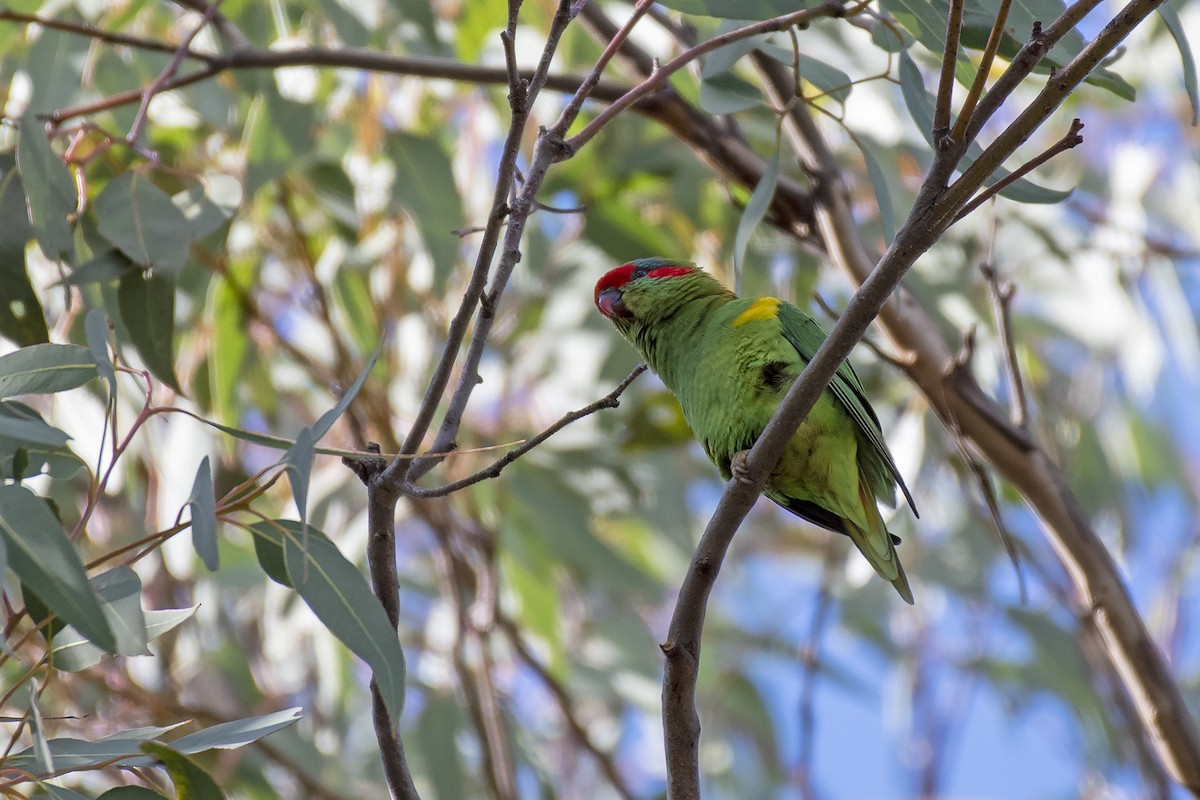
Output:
730,449,752,483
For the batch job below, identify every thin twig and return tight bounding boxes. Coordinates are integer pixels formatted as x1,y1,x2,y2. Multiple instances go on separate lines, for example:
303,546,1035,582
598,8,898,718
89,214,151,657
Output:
0,10,186,54
979,259,1029,430
951,0,1015,143
126,0,222,144
567,0,870,152
404,365,646,498
952,118,1084,224
933,0,965,142
383,0,577,488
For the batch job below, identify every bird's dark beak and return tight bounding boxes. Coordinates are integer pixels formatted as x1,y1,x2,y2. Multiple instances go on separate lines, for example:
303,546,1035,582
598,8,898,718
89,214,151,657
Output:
596,287,631,319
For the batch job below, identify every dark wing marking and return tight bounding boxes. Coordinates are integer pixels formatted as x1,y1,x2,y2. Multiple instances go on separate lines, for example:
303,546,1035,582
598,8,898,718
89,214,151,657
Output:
769,493,902,545
774,302,918,516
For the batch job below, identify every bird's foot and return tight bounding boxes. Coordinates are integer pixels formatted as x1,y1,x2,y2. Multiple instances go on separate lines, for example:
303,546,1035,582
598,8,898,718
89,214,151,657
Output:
730,449,752,484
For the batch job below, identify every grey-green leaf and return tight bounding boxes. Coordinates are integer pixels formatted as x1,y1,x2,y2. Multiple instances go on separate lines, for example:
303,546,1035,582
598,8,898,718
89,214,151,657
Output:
117,269,180,392
733,146,781,279
0,485,115,652
16,113,75,263
94,172,192,274
311,342,382,440
283,425,314,528
85,309,117,398
169,708,302,754
0,153,49,346
699,71,765,114
141,742,225,800
386,132,464,290
187,457,218,571
898,53,1071,205
0,344,97,398
254,520,406,723
98,788,171,800
1158,0,1199,125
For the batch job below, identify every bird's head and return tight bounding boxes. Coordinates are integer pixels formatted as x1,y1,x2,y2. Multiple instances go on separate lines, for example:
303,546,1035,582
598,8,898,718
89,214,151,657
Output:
594,258,727,328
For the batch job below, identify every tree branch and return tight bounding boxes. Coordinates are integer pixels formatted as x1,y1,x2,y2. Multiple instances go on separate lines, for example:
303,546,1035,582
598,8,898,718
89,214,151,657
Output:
748,4,1200,791
952,118,1085,224
933,0,965,141
402,365,646,498
341,448,420,800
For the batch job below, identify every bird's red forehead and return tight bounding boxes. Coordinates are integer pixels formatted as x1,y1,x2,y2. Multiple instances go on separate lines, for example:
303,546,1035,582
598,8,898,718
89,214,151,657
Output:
594,264,635,301
593,263,695,303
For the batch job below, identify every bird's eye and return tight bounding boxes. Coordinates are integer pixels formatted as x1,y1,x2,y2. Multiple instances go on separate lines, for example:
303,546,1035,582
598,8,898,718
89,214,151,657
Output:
632,267,648,279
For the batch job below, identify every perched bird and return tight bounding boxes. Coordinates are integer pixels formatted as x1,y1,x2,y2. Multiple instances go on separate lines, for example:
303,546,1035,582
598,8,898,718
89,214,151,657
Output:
594,257,918,603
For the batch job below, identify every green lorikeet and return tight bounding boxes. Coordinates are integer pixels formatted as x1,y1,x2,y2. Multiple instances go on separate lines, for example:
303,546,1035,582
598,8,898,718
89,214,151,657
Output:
594,257,918,603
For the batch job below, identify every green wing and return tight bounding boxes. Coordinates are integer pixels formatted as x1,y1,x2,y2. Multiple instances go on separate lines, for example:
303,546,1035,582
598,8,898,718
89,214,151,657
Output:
776,302,918,516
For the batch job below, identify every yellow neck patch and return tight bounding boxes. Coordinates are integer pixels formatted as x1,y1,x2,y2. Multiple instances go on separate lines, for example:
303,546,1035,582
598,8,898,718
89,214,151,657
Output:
732,296,781,327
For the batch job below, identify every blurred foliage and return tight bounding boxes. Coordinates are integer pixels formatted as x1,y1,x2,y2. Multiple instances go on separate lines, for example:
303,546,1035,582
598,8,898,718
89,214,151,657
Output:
0,0,1199,797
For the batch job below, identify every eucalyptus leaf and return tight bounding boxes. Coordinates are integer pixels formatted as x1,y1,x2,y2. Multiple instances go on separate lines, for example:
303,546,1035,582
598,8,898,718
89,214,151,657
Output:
16,113,74,263
250,519,406,723
0,485,115,652
94,172,192,274
141,742,225,800
117,269,180,392
0,344,96,398
187,457,218,571
168,708,302,753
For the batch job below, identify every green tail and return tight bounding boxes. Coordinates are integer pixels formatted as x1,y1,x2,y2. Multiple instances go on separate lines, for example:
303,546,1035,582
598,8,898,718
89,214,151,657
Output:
844,484,913,605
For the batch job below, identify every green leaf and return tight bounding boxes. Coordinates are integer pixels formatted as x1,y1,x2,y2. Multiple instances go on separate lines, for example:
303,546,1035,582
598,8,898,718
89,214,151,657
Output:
733,146,780,278
10,739,148,773
85,308,117,399
168,708,302,754
0,401,82,479
51,603,198,673
699,71,765,114
0,413,71,448
26,27,86,114
283,425,314,528
898,53,1072,205
757,44,855,104
117,269,181,392
0,344,97,398
386,132,464,290
91,566,150,655
141,742,225,800
252,520,328,588
311,342,382,440
250,520,407,724
1158,0,1199,126
242,91,315,196
17,113,75,263
98,788,171,800
29,683,53,774
0,153,48,346
173,182,237,241
64,249,139,286
187,457,218,571
94,172,192,274
51,567,151,671
0,485,115,652
36,785,91,800
857,136,898,243
208,263,252,425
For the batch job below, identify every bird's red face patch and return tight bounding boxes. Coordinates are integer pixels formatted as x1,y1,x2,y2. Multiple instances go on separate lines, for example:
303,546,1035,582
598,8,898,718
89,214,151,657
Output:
594,262,696,318
644,265,693,279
